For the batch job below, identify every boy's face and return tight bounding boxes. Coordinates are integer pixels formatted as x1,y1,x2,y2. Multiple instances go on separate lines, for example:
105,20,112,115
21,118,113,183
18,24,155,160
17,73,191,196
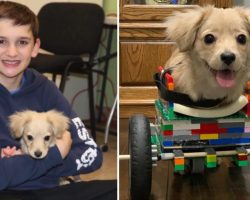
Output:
0,19,40,83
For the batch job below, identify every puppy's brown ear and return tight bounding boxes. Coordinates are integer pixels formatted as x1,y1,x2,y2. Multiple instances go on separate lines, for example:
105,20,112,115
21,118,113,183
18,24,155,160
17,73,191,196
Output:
165,6,211,51
8,111,32,138
46,110,70,138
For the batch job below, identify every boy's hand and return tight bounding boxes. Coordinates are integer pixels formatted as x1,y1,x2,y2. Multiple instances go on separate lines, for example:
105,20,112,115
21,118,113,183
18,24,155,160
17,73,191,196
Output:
1,146,22,158
55,131,72,159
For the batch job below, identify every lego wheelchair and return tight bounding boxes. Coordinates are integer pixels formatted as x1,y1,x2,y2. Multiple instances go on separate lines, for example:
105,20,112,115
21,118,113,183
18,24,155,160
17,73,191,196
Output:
123,66,250,200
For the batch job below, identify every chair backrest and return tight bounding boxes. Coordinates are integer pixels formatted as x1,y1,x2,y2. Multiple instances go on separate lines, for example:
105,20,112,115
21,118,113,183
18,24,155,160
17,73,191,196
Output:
38,3,104,56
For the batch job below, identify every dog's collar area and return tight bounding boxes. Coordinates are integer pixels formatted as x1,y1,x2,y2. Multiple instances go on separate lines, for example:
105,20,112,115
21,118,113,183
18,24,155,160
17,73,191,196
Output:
154,71,225,108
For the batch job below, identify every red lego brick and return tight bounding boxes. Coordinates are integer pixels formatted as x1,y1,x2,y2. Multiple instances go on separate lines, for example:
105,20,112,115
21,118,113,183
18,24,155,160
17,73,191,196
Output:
165,73,173,84
191,124,227,134
237,155,248,161
158,66,164,73
163,130,173,136
244,103,250,116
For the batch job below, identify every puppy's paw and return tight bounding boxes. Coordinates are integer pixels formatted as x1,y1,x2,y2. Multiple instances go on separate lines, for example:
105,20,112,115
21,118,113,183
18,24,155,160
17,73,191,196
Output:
188,92,200,102
59,175,82,185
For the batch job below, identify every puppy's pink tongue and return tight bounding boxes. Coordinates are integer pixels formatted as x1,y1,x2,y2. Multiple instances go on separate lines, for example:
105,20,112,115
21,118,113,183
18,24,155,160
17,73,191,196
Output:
215,70,235,88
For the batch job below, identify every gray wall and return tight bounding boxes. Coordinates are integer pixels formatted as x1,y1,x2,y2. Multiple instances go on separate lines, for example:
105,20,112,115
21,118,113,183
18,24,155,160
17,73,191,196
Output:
234,0,250,6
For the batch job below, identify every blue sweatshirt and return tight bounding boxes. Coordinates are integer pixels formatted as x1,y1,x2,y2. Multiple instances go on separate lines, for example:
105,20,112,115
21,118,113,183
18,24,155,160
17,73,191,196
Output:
0,69,103,190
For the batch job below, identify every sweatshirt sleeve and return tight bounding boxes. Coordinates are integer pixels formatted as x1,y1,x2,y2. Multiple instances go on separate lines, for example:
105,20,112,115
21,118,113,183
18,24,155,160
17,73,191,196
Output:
0,146,63,190
43,82,103,177
46,118,103,177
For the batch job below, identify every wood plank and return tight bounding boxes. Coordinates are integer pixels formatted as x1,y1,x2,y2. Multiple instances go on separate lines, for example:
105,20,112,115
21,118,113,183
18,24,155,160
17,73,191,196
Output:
120,28,167,40
120,99,155,105
120,0,233,21
120,22,167,28
120,4,197,20
194,0,233,7
119,104,156,118
119,86,158,118
120,42,174,85
120,86,158,100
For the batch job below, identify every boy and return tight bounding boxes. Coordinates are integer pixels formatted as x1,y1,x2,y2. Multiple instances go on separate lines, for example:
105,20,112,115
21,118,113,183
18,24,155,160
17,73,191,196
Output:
0,1,116,199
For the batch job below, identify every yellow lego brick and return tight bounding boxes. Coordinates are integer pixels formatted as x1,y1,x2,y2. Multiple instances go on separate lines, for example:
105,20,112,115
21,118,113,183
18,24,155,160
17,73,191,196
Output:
206,155,216,162
200,133,218,140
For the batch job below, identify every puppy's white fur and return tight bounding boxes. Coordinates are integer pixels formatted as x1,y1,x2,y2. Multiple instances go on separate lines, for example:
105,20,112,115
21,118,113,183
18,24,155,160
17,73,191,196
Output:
9,110,69,159
165,6,250,104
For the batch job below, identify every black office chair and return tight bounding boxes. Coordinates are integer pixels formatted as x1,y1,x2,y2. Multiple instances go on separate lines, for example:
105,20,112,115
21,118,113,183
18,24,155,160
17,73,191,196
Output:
29,3,105,140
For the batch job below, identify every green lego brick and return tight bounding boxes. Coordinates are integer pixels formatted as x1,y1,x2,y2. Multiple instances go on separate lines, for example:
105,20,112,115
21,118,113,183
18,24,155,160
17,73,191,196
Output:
168,109,175,120
161,124,173,131
151,133,163,154
232,156,249,167
206,162,217,168
155,99,176,120
151,135,158,145
155,99,168,120
174,165,185,171
237,160,249,167
151,133,163,145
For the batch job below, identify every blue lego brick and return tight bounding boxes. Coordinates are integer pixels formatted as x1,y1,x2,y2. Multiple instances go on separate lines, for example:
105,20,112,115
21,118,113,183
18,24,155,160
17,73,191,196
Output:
209,138,234,145
209,138,250,145
227,127,245,133
169,102,174,108
163,141,174,147
238,138,250,143
170,0,178,4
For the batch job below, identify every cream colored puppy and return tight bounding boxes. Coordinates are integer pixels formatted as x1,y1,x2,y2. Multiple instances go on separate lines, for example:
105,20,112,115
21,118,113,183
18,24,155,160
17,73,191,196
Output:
165,6,250,104
9,110,69,159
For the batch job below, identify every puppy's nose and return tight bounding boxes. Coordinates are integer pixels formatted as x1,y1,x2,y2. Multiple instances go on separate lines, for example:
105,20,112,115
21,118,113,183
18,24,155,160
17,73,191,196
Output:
34,150,42,158
220,52,236,65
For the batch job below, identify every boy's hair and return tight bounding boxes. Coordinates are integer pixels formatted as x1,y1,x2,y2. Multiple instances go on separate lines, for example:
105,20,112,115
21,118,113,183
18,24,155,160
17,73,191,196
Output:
0,1,39,40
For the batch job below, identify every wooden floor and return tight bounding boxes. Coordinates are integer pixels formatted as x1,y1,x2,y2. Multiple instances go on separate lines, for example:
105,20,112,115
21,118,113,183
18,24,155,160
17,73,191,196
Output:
80,131,117,181
120,119,250,200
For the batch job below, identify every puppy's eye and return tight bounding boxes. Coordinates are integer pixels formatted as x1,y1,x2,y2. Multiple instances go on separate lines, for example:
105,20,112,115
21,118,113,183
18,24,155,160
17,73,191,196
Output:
204,34,216,44
44,136,50,141
237,34,247,45
27,135,33,141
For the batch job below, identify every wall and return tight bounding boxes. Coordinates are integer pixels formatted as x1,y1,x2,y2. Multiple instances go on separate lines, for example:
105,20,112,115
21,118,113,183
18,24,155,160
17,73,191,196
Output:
11,0,117,121
104,0,117,14
12,0,103,14
234,0,247,6
96,0,117,122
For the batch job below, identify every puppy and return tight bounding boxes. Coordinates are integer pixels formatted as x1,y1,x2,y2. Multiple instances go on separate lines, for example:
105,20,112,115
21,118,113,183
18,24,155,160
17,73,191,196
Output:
9,110,69,159
165,6,250,104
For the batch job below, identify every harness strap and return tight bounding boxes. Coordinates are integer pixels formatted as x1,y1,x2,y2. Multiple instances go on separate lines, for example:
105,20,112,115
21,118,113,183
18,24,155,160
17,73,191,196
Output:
154,71,225,108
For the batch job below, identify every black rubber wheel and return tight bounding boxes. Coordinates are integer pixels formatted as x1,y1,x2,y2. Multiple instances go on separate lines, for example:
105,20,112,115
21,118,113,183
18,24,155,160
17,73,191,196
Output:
129,114,152,200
